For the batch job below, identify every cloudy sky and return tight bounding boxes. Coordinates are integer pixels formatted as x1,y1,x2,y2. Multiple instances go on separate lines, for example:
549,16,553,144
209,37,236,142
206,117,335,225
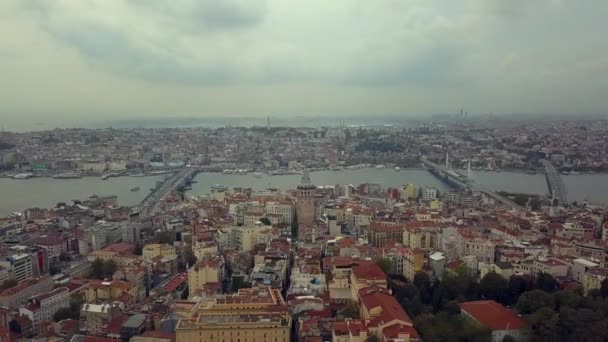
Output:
1,0,607,128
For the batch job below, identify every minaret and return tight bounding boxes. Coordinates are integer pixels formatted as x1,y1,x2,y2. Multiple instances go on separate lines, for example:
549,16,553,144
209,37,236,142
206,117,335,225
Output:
296,169,315,226
445,152,449,169
467,160,472,179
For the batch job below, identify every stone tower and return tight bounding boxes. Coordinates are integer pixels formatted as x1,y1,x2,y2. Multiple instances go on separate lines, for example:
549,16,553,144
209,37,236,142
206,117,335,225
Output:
296,169,315,226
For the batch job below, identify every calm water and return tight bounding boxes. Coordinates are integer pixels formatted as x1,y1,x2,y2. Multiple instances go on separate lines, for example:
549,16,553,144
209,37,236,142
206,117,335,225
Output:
0,176,164,215
1,169,607,216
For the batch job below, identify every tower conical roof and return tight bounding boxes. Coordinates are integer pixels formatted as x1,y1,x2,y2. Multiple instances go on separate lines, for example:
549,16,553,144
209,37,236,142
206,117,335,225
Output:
300,168,311,185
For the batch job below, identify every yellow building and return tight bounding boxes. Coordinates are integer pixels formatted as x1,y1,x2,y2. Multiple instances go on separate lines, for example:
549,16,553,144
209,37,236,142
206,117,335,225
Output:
87,250,118,262
176,286,291,342
403,248,425,282
429,199,443,211
187,255,223,297
583,268,608,294
85,279,138,303
192,239,218,259
142,243,176,260
402,183,418,200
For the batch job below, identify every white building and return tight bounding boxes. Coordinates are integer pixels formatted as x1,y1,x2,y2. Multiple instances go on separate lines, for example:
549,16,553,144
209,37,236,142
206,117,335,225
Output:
0,253,34,281
422,187,438,201
573,258,599,283
265,201,295,225
19,287,70,332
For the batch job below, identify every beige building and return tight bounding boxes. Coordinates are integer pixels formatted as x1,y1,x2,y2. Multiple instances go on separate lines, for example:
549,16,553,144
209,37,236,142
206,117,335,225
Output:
464,238,496,264
142,243,176,260
80,303,121,336
583,267,608,294
187,255,224,297
265,201,295,225
176,286,291,342
403,249,425,282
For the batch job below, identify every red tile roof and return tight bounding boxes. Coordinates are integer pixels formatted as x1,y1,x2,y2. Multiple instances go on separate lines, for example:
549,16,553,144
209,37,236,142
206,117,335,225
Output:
162,273,187,292
383,323,421,341
359,286,412,325
459,300,525,331
352,261,386,281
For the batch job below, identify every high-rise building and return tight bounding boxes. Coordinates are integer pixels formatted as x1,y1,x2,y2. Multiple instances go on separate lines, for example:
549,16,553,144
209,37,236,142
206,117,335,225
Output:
176,286,291,342
296,169,315,226
0,253,33,281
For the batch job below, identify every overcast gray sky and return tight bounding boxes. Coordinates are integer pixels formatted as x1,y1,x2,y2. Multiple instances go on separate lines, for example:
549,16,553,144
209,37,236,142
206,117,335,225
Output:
1,0,607,128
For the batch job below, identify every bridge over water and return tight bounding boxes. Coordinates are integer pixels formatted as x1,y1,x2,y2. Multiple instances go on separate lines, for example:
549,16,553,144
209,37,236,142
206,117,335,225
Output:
540,159,568,206
132,167,199,218
422,157,524,211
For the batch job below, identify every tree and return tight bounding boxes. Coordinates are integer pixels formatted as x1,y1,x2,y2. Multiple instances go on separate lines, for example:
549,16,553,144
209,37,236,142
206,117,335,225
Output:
92,258,117,279
92,258,104,279
600,278,608,299
414,272,431,291
102,260,117,279
516,290,555,314
0,279,18,291
259,217,272,226
375,257,393,276
339,301,360,320
53,307,74,322
536,272,559,293
445,300,461,315
480,272,508,303
554,289,581,310
526,307,559,341
507,275,534,305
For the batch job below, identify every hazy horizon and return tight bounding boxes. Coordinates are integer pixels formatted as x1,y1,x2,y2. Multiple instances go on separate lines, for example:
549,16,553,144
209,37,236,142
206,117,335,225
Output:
1,0,608,129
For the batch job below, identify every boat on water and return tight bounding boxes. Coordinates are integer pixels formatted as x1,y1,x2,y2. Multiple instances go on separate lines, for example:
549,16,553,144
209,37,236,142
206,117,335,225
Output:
394,166,401,171
130,186,141,192
101,172,120,180
569,171,581,175
253,173,263,178
375,165,386,169
211,184,229,191
12,173,34,179
53,173,82,179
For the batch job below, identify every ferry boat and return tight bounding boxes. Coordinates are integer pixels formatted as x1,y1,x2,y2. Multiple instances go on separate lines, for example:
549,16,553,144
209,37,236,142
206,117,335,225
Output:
101,173,120,180
53,173,83,179
211,184,229,191
253,173,263,178
394,167,401,171
130,186,141,192
12,173,34,179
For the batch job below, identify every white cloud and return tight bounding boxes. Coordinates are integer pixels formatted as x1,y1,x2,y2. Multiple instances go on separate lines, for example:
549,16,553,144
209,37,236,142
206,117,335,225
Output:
0,0,607,126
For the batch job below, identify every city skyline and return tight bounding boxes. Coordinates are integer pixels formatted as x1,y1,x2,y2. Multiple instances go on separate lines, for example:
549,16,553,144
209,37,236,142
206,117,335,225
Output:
1,0,608,130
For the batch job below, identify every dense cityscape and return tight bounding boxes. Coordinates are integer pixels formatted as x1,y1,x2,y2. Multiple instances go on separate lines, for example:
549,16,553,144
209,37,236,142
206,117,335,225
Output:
3,0,608,340
0,120,607,341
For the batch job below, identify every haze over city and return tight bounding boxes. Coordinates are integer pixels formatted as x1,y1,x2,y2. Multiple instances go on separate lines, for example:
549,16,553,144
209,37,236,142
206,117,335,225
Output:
1,0,608,131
